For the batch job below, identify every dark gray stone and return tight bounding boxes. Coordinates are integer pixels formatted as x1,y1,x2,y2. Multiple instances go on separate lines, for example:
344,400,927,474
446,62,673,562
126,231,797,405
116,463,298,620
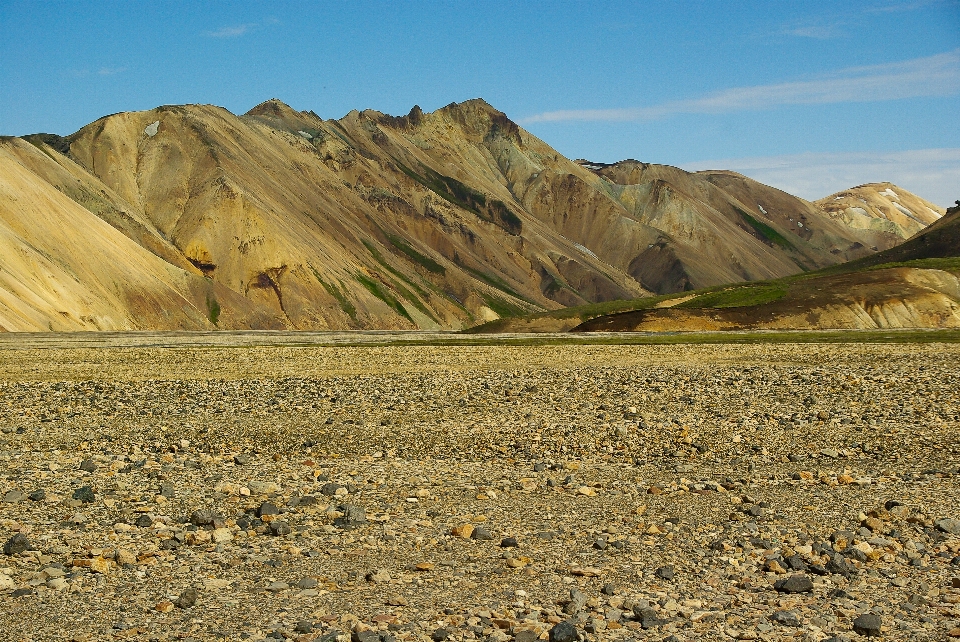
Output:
79,458,97,473
852,613,882,636
257,501,280,517
321,482,346,496
189,509,219,526
269,521,291,536
935,518,960,535
334,504,367,529
174,587,198,608
771,610,800,627
633,606,664,629
774,575,814,593
3,533,29,556
826,554,855,576
294,621,314,634
72,486,95,503
655,565,675,580
548,620,582,642
786,555,808,571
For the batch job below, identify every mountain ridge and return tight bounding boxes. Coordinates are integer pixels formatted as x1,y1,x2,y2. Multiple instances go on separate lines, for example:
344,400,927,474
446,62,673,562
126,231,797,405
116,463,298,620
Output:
0,98,944,332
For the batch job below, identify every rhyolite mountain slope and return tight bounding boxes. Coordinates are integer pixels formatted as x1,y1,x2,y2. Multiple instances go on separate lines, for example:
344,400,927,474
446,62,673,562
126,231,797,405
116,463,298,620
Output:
0,98,940,331
815,182,944,242
0,138,281,331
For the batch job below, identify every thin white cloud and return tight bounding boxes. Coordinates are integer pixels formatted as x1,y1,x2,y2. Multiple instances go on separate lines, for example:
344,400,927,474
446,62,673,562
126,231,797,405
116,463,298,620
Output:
205,23,255,38
522,49,960,123
204,18,279,38
781,23,844,39
97,67,126,76
864,0,957,13
681,148,960,208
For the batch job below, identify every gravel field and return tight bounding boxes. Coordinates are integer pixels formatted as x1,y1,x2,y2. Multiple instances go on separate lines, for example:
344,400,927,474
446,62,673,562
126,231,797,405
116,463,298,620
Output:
0,340,959,642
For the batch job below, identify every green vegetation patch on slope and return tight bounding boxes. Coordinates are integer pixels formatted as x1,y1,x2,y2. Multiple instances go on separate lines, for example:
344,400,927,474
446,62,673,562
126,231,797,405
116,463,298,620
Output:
361,241,437,321
480,293,528,319
676,282,789,309
205,295,221,326
736,207,794,250
356,273,414,323
864,257,960,272
384,234,446,274
310,268,358,322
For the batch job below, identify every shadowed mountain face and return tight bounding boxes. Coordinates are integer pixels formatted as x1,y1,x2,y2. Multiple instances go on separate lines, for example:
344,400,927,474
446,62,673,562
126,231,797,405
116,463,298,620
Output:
0,98,943,331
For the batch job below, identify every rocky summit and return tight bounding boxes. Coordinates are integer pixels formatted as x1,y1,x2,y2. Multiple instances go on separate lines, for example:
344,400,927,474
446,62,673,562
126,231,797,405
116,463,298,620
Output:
0,98,944,332
0,339,959,641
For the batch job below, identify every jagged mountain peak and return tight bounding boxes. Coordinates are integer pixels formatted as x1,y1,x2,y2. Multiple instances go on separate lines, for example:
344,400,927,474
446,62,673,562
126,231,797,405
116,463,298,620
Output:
245,98,300,118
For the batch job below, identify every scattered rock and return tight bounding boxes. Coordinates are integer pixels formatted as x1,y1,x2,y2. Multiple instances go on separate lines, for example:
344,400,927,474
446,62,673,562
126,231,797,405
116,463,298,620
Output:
548,620,582,642
852,613,882,637
935,518,960,535
655,565,675,580
174,587,198,608
334,504,367,528
3,533,29,556
774,575,813,593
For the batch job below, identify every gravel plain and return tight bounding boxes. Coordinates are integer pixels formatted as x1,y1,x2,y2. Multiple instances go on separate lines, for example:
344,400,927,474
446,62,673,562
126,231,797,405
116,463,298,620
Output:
0,337,959,642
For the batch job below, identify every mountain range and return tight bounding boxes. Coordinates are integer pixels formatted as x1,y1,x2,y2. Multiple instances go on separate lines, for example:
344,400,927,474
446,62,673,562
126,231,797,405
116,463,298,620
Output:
0,98,946,332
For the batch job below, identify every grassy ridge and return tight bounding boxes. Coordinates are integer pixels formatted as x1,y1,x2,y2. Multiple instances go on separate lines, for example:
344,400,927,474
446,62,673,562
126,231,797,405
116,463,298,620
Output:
465,254,960,333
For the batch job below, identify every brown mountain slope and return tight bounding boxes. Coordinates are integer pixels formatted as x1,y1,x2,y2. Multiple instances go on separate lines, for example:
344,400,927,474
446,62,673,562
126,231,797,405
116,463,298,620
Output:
1,98,941,331
0,138,282,332
582,161,885,291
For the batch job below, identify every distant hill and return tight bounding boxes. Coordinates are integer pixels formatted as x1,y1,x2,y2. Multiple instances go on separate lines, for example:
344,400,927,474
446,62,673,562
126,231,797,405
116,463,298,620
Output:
815,182,943,242
560,203,960,333
0,98,944,331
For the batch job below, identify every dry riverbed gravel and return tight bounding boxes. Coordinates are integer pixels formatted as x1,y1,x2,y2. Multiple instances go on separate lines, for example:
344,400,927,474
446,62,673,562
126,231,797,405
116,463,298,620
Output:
0,341,958,642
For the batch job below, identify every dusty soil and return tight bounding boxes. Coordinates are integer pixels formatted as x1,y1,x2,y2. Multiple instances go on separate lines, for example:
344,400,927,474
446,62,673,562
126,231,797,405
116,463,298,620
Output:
0,338,958,641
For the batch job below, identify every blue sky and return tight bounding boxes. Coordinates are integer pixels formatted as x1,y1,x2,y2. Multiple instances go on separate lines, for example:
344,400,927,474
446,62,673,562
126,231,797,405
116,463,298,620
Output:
1,0,958,205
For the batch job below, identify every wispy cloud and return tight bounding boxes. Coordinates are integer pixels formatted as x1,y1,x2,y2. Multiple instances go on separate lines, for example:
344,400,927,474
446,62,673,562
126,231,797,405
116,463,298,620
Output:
67,66,126,78
205,23,255,38
682,148,960,208
205,17,279,39
864,0,956,13
522,49,960,124
781,23,844,39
